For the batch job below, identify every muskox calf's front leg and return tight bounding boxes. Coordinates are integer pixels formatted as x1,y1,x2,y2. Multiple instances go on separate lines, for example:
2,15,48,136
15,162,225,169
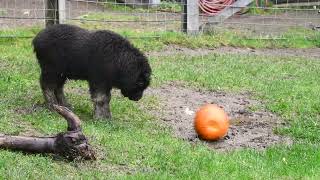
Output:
91,91,111,119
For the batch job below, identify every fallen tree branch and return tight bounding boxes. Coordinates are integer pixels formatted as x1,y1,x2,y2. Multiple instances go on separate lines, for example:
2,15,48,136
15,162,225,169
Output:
0,105,96,160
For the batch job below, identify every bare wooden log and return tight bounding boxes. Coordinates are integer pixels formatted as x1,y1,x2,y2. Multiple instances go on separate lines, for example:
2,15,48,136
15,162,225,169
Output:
0,135,55,153
54,105,81,131
0,105,95,160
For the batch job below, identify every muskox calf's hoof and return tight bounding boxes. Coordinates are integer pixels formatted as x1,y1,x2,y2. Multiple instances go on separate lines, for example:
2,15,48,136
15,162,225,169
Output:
46,103,73,113
94,111,112,120
46,103,57,111
61,103,73,111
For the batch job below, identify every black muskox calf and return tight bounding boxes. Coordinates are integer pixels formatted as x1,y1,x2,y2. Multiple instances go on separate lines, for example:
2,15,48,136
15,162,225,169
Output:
32,24,151,119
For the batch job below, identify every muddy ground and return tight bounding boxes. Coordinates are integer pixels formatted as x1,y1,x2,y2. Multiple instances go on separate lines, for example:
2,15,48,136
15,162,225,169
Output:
144,82,292,151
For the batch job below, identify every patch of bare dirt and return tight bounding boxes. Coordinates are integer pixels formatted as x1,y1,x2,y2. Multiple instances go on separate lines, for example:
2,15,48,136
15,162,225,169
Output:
13,103,45,136
16,120,42,137
13,102,45,115
147,45,320,59
144,82,292,151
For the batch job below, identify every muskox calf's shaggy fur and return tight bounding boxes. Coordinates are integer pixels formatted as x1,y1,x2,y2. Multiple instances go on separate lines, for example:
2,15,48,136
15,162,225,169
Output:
33,24,151,119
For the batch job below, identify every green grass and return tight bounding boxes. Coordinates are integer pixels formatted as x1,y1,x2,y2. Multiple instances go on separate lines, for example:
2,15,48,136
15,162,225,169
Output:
0,27,320,179
78,12,141,21
2,25,319,51
0,27,40,38
0,9,7,16
75,16,320,49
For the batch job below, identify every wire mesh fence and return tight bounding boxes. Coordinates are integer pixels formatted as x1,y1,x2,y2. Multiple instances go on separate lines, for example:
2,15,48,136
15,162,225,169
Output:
65,0,181,37
0,0,319,39
0,0,46,36
199,0,320,38
0,0,182,38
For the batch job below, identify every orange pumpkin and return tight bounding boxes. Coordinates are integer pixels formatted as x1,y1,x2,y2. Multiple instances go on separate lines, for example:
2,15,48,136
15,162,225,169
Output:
194,104,229,141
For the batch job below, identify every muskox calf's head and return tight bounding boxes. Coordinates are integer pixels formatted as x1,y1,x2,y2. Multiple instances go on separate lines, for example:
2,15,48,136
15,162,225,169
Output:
118,53,152,101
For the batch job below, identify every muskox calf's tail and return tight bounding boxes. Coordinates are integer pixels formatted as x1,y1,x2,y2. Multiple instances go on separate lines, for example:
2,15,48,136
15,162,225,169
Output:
32,35,43,66
32,32,43,54
32,29,49,66
32,36,38,53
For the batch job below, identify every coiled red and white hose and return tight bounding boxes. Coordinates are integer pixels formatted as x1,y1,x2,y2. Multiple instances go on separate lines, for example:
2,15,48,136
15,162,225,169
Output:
198,0,235,16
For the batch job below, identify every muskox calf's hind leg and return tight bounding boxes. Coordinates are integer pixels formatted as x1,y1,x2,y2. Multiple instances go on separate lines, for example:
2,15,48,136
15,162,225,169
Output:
40,74,59,110
55,80,72,109
40,73,71,110
91,91,112,119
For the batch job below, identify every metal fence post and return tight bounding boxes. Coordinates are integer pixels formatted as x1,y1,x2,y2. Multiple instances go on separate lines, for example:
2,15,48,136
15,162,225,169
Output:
46,0,58,26
58,0,66,24
182,0,187,33
150,0,160,7
46,0,65,26
182,0,199,35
